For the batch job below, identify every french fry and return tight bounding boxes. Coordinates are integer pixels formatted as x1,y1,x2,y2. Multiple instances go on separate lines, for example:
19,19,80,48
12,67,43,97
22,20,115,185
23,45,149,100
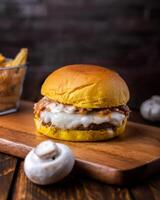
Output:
3,59,13,67
0,54,6,66
0,48,28,112
4,48,28,67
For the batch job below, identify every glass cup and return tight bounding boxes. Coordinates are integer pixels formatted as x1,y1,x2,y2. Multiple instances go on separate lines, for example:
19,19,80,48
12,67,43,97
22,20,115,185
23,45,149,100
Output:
0,64,27,115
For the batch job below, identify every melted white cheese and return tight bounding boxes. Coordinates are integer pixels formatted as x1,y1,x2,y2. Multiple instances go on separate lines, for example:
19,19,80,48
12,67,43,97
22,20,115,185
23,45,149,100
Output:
40,102,125,129
47,103,76,114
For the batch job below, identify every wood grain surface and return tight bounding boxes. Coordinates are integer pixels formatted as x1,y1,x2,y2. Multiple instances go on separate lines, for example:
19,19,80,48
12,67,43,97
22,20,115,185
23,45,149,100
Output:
9,160,160,200
0,153,17,200
0,105,160,199
0,101,160,186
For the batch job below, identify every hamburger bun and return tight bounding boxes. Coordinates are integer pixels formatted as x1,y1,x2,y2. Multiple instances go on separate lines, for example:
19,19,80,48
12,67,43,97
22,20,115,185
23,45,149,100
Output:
34,117,127,141
41,64,129,108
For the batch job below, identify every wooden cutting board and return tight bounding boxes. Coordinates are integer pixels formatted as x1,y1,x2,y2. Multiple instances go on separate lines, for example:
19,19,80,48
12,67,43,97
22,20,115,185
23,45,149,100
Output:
0,101,160,186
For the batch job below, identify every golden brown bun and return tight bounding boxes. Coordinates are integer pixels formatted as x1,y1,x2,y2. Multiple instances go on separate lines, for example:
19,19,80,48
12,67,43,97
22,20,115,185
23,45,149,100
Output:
41,64,129,108
34,118,127,142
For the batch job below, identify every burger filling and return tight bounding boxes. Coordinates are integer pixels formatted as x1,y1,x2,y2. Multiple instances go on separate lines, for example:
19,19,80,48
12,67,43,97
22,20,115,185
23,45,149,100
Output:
34,97,130,131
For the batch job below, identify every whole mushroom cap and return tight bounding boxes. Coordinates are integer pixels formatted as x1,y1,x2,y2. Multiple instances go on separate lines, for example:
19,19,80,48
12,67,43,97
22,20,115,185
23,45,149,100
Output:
24,140,75,185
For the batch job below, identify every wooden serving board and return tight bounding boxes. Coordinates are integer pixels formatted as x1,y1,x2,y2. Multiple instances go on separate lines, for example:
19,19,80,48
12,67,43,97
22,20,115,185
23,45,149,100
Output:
0,101,160,185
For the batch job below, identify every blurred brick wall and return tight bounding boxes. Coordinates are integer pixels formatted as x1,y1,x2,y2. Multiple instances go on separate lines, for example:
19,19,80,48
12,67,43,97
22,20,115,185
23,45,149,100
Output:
0,0,160,108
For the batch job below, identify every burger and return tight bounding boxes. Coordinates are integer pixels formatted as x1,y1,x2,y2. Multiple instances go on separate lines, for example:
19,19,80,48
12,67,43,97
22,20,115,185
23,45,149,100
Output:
34,64,130,141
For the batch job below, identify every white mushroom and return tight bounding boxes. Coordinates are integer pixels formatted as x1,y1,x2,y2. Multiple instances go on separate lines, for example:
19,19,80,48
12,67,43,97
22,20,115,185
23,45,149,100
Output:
24,140,75,185
140,95,160,121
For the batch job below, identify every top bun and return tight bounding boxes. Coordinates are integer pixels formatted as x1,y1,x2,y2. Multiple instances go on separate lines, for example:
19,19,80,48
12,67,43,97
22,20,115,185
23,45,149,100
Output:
41,64,130,108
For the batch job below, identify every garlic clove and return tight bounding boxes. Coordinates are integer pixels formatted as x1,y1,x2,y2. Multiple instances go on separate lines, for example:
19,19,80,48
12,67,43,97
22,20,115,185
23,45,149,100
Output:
140,95,160,121
140,99,151,120
152,95,160,103
34,140,58,160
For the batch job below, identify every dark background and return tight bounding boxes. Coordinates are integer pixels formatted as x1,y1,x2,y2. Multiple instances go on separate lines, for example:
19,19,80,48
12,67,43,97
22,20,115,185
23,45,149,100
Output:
0,0,160,109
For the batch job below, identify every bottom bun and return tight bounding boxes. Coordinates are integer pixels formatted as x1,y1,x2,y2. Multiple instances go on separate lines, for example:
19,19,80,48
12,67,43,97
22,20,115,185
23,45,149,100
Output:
34,118,127,141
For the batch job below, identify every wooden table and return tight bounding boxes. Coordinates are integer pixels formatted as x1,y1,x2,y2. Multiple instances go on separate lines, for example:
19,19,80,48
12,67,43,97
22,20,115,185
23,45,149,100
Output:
0,101,160,200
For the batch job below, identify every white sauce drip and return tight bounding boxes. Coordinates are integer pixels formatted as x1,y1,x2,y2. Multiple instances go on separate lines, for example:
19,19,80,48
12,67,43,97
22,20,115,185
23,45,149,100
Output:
40,103,125,129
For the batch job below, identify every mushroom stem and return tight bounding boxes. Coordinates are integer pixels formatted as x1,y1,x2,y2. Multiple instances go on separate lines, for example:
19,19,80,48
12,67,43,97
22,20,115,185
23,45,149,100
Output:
34,140,58,160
